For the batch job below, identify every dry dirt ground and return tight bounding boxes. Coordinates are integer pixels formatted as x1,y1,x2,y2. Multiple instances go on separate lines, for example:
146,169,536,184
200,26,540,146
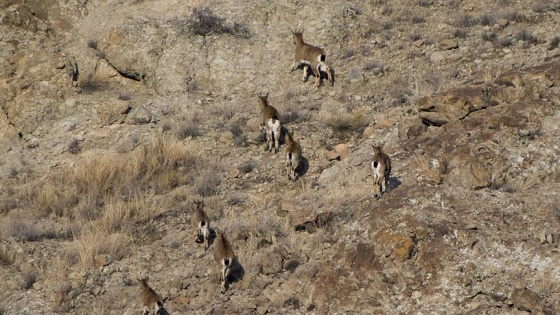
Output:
1,0,560,314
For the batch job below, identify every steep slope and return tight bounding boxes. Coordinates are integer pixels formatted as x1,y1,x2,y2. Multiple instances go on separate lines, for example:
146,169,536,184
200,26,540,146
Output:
1,0,559,314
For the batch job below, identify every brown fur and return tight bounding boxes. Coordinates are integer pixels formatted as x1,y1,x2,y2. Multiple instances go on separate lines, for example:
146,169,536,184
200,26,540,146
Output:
284,131,302,181
213,231,235,293
191,200,210,250
371,144,391,199
257,93,282,153
291,29,333,87
138,278,164,314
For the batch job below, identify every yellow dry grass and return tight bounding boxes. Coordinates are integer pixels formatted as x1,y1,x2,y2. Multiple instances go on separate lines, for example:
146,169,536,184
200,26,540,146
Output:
15,138,202,267
69,226,132,268
325,108,369,134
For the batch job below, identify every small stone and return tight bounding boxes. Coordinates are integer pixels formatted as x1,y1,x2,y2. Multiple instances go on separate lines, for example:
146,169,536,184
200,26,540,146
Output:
26,138,39,149
58,98,77,116
347,68,364,83
334,144,349,160
89,285,103,296
154,263,164,272
497,18,509,28
325,150,340,161
430,51,446,62
362,126,375,138
94,254,112,268
511,288,541,312
419,169,442,185
414,39,424,47
125,105,152,125
376,118,396,129
55,62,66,69
220,131,235,145
246,117,261,132
173,296,191,305
539,231,547,244
466,224,478,230
97,99,130,126
116,136,137,153
374,229,415,261
253,278,272,291
229,168,241,179
283,259,300,272
440,39,459,50
261,249,283,275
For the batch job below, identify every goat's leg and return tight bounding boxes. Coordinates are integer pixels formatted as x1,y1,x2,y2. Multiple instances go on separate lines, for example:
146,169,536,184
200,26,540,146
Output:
273,131,280,154
303,65,309,82
319,62,333,85
266,132,273,152
291,59,300,71
313,64,321,87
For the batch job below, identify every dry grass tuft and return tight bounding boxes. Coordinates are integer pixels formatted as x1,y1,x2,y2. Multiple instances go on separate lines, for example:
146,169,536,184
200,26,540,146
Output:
238,160,255,174
479,13,495,26
87,38,98,49
516,28,539,46
228,194,245,206
181,6,251,38
72,155,131,202
454,14,477,28
228,120,248,146
78,72,110,93
13,138,202,267
176,112,202,139
71,138,198,201
281,102,309,124
0,196,18,214
548,35,560,50
501,11,526,23
29,180,78,217
4,215,40,241
69,227,132,268
21,271,37,290
195,164,222,197
52,283,72,312
0,245,14,266
67,139,81,154
326,109,369,135
95,196,151,234
177,124,201,139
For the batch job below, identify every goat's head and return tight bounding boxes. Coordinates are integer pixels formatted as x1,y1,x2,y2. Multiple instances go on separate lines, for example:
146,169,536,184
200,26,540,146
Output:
292,28,304,45
257,92,269,107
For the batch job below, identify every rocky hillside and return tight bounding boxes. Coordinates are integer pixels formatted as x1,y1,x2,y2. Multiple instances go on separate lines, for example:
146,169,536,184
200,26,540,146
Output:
1,0,560,314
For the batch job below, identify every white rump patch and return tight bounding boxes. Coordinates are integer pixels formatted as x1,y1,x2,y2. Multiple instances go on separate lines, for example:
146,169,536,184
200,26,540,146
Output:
372,161,381,180
267,119,281,134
